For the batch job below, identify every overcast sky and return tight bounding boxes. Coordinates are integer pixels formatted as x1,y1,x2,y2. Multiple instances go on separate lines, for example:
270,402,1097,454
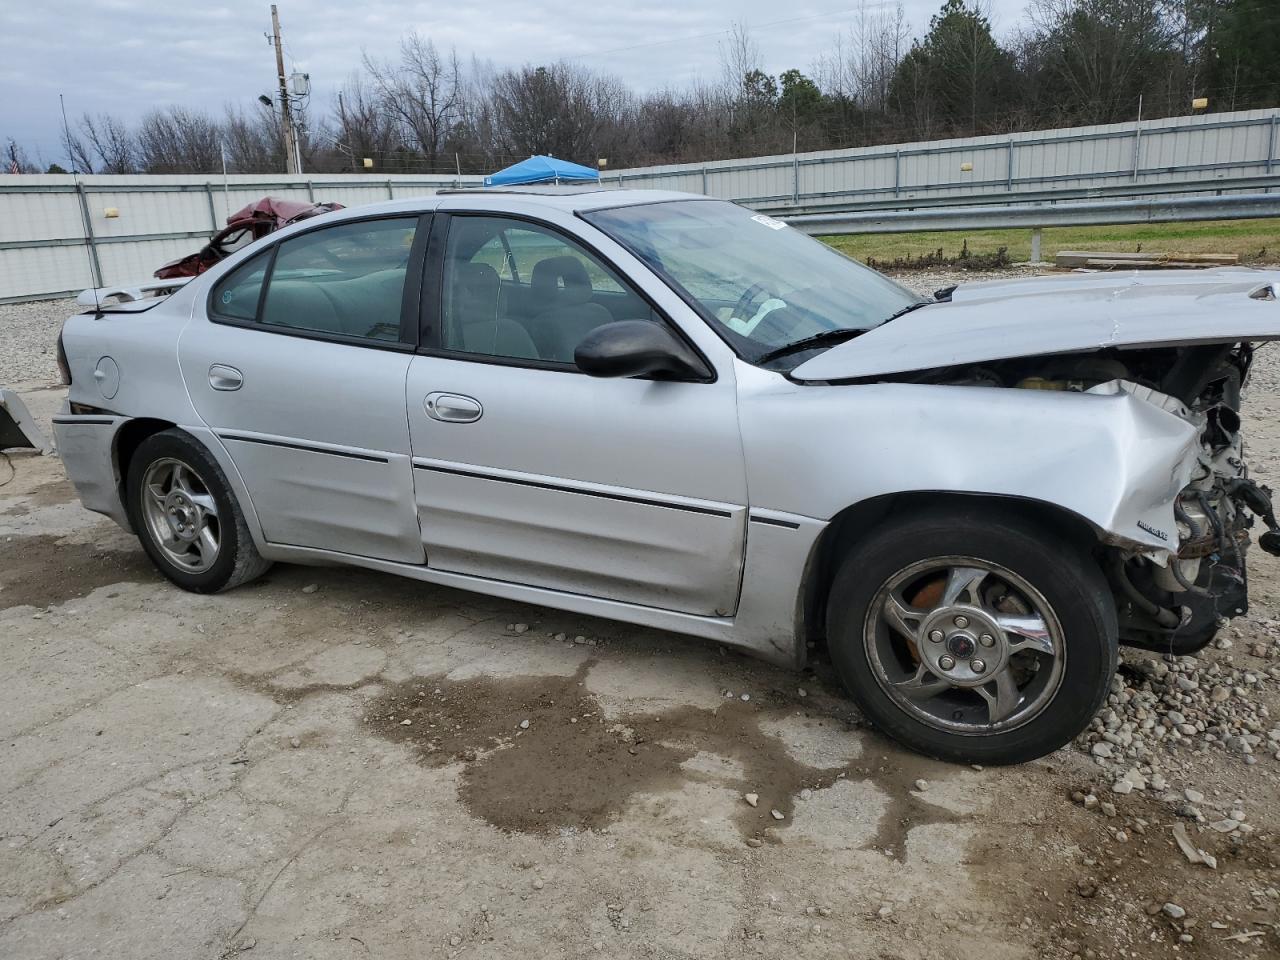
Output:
3,0,1027,165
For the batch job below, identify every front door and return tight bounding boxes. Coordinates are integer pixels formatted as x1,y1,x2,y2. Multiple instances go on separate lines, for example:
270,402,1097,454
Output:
180,215,429,564
405,213,747,617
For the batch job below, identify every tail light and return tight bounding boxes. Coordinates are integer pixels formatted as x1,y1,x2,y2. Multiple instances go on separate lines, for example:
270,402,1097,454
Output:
56,324,72,385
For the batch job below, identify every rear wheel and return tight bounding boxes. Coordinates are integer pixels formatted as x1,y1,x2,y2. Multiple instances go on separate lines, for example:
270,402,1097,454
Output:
127,429,271,593
826,508,1117,764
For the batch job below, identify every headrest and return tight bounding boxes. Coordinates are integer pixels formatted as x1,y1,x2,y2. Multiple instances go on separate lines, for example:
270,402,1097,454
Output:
531,255,592,307
453,261,500,304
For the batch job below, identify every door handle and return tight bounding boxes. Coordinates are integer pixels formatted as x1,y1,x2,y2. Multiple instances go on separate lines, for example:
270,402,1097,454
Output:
208,364,244,391
424,392,483,423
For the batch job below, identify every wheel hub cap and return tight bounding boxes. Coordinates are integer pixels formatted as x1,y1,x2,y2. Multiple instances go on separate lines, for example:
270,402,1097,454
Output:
862,558,1066,734
140,458,220,574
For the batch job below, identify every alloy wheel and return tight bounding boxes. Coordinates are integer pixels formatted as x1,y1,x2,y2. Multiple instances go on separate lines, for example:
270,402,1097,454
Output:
862,557,1066,735
139,457,221,574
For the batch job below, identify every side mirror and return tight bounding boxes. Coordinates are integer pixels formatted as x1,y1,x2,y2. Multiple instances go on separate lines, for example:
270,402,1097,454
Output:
574,320,711,381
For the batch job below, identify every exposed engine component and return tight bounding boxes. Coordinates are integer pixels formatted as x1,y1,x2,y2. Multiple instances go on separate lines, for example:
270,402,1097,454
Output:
920,340,1277,655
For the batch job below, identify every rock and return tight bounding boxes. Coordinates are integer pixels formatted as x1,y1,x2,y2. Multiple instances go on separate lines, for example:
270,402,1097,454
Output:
1230,808,1246,822
513,623,529,634
1209,819,1241,833
1082,794,1099,810
1100,801,1117,817
519,719,530,730
1210,685,1231,703
1176,803,1203,821
797,687,808,697
743,793,759,808
770,809,785,821
876,904,893,920
449,936,462,946
913,779,929,791
532,878,544,890
1162,903,1186,920
289,736,300,749
740,693,751,702
745,837,763,848
301,583,319,594
799,788,812,801
1184,788,1205,804
1112,779,1134,795
1091,742,1113,759
400,719,412,726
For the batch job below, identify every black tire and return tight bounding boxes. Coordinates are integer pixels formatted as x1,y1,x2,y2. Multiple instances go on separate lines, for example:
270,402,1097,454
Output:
126,428,271,593
825,506,1118,765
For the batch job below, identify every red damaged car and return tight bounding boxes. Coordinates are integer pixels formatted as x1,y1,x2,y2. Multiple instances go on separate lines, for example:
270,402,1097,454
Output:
154,197,343,279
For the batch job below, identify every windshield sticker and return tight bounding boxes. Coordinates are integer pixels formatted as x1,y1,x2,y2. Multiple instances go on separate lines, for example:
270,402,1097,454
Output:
750,214,787,231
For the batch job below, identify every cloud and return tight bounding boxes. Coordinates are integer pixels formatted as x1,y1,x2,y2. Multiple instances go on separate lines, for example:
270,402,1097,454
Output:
2,0,1021,163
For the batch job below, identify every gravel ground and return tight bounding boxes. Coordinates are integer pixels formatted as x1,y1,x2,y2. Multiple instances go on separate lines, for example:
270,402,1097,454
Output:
1,272,1278,958
0,298,73,386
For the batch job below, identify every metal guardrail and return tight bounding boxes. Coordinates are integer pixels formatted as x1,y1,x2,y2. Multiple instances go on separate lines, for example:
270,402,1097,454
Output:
783,192,1280,262
785,192,1280,235
757,173,1280,218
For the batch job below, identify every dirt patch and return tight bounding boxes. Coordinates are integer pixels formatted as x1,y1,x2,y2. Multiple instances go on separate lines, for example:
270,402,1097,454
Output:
0,534,156,608
969,781,1280,958
20,477,78,508
365,661,960,844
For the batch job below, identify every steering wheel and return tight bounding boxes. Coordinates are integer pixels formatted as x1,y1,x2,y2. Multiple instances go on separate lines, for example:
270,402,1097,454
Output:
730,282,769,322
749,306,800,345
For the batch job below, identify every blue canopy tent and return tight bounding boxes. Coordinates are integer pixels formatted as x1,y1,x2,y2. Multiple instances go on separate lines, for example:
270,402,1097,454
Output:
484,155,601,187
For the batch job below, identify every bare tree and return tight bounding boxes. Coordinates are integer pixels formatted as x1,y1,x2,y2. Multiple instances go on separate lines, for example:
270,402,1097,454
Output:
332,73,403,170
363,33,462,164
135,107,221,173
79,113,136,173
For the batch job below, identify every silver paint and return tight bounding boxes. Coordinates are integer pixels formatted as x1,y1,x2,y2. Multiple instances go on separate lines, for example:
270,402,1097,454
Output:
49,189,1272,668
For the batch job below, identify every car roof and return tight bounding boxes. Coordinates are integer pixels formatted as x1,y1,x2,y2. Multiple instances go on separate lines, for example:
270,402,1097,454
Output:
308,187,712,225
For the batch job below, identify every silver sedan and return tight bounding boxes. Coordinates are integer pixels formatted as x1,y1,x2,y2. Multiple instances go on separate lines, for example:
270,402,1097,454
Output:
53,188,1280,763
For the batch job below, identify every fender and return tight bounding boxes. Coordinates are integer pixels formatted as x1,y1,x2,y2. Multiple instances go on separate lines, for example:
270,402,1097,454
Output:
735,361,1201,557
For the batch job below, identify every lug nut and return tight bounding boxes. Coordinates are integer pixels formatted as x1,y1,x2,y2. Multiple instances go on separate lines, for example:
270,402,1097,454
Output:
953,615,969,628
970,659,986,673
979,634,995,647
938,655,956,670
928,629,944,643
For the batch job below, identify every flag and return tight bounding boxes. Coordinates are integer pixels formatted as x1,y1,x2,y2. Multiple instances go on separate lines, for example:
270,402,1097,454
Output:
7,159,18,175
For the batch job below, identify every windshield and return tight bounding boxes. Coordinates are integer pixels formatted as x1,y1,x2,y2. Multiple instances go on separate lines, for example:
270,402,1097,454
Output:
582,200,922,367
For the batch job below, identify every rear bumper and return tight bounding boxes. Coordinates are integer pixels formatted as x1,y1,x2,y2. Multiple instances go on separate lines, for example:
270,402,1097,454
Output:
50,412,132,532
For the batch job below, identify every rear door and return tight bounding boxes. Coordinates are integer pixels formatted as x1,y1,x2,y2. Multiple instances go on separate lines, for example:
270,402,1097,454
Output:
405,212,747,616
179,214,430,563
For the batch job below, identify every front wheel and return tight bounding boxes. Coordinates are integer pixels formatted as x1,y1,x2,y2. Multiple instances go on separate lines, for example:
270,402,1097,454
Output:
826,508,1117,764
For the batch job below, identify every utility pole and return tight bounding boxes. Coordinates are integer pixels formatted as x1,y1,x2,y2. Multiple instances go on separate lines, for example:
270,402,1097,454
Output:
270,4,299,174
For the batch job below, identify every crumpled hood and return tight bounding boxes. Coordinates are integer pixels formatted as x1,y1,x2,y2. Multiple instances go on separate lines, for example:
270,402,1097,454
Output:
791,267,1280,381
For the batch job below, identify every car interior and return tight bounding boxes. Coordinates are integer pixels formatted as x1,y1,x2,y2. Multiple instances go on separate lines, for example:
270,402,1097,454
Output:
441,217,659,363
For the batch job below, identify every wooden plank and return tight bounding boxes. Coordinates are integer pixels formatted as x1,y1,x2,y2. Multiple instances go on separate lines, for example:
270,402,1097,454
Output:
1056,250,1239,268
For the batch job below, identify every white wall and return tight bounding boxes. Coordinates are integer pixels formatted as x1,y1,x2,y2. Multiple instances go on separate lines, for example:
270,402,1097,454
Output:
2,108,1278,301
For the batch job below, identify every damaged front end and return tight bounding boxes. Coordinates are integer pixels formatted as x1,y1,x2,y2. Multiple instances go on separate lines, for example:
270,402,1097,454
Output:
920,341,1279,655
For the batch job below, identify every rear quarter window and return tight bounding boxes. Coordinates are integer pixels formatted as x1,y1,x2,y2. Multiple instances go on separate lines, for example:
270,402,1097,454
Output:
210,250,270,321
